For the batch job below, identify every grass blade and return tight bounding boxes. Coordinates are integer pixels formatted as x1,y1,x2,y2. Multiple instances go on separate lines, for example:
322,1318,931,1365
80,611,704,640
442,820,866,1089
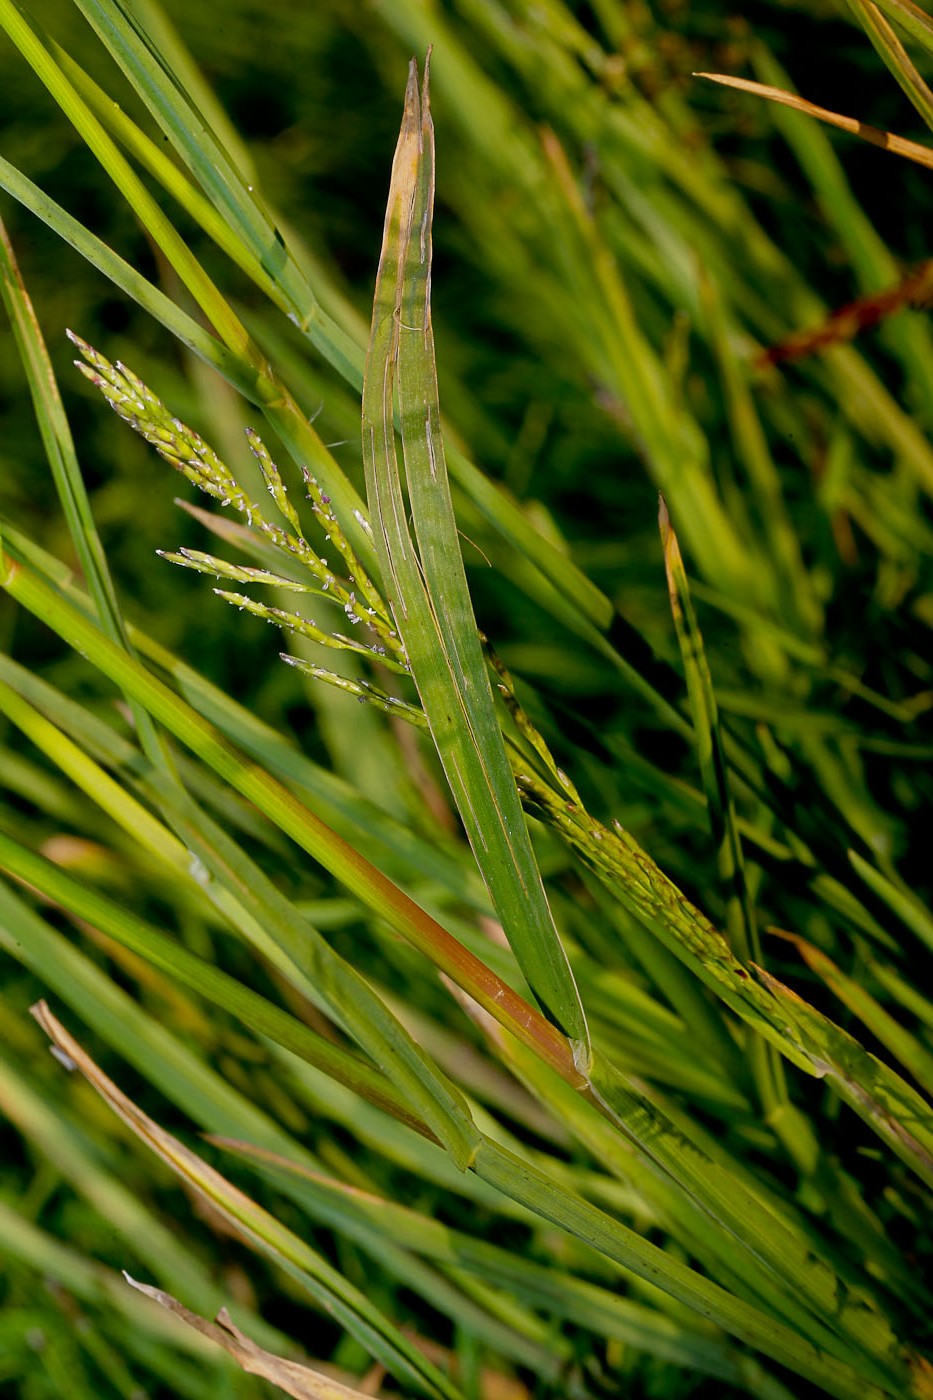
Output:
0,150,258,393
774,932,933,1097
659,499,761,970
471,1136,901,1400
867,0,933,56
60,0,617,642
0,214,182,789
213,1139,798,1399
30,1001,466,1400
844,0,933,136
658,498,817,1166
0,220,122,641
69,0,364,387
0,829,435,1139
695,72,933,170
362,56,588,1057
849,848,933,955
0,0,376,573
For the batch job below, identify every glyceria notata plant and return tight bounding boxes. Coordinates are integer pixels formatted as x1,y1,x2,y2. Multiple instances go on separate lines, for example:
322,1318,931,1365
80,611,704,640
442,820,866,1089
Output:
1,4,932,1400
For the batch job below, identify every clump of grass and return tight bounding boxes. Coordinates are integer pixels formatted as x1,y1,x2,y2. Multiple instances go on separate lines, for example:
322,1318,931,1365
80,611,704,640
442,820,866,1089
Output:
0,4,931,1400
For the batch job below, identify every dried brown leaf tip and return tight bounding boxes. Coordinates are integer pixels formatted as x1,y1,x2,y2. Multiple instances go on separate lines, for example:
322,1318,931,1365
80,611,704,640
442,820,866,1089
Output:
123,1278,375,1399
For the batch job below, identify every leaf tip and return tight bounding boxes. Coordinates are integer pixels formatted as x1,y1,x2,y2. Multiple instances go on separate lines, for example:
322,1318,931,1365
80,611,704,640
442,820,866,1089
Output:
422,45,433,113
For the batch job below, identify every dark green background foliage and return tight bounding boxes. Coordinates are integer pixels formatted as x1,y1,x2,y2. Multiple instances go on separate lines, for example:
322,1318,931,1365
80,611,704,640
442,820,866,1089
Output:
0,2,931,1399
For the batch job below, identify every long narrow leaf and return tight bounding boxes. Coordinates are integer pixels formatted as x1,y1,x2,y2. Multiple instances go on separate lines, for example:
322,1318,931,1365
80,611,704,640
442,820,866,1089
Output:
774,932,933,1097
362,56,588,1059
30,1002,466,1400
867,0,933,56
470,1136,902,1400
68,0,364,387
0,0,376,573
0,830,434,1139
0,215,176,783
844,0,933,136
695,72,933,171
213,1139,798,1399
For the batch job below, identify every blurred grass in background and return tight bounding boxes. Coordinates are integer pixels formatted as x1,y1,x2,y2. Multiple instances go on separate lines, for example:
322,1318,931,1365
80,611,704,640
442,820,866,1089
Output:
0,0,931,1397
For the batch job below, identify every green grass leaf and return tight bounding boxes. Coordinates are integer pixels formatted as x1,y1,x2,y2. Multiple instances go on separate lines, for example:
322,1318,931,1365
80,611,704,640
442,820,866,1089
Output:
362,56,589,1059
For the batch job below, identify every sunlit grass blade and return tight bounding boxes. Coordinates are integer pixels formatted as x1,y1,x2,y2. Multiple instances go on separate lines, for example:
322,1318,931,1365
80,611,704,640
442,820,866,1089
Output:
68,0,364,386
583,1058,916,1385
695,71,933,169
362,56,588,1057
844,0,933,136
495,1030,902,1368
751,960,933,1188
379,0,933,491
849,847,933,955
517,761,933,1190
0,219,121,642
30,1001,467,1400
658,498,816,1165
207,1151,598,1386
772,931,933,1097
107,0,258,183
0,542,479,902
53,43,289,313
1,8,929,1397
0,149,258,392
0,0,249,359
31,997,901,1398
468,1136,901,1399
0,829,436,1139
126,619,477,896
0,127,654,767
0,215,179,786
659,498,762,971
867,0,933,56
0,566,487,1171
135,0,612,630
0,66,613,658
0,663,455,1123
0,579,481,1170
0,153,257,403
